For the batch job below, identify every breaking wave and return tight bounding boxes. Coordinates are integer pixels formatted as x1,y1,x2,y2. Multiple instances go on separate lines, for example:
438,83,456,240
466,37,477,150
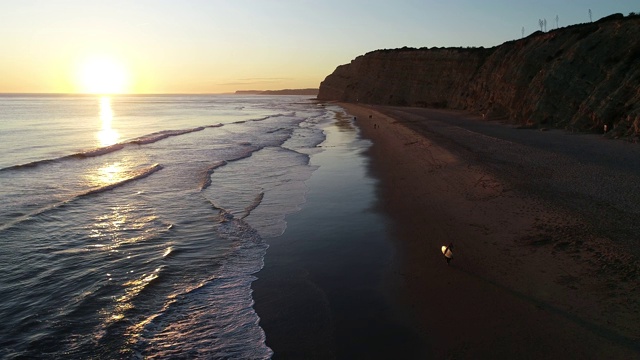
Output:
199,161,228,191
241,192,265,220
0,125,227,172
0,164,163,232
80,164,163,197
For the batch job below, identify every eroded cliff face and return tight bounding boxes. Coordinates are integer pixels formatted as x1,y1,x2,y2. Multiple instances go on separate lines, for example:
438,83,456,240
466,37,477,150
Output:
318,15,640,136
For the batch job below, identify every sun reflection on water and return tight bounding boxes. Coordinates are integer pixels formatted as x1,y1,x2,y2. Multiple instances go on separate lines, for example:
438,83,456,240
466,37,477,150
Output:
98,96,120,146
85,162,127,188
88,203,164,329
99,162,125,183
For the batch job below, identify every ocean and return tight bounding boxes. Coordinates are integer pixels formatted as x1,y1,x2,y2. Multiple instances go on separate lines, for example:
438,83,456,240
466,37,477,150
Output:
0,94,341,359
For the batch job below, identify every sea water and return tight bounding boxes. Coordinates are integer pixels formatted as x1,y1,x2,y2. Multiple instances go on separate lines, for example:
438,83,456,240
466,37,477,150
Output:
0,94,337,358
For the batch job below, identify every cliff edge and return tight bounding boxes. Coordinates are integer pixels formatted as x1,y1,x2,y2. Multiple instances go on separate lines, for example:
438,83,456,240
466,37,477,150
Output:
318,14,640,137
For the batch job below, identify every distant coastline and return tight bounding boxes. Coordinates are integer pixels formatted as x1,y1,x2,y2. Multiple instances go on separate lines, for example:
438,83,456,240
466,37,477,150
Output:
235,88,318,96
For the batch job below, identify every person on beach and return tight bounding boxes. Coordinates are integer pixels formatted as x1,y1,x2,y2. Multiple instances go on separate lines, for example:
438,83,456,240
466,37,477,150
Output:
444,242,454,265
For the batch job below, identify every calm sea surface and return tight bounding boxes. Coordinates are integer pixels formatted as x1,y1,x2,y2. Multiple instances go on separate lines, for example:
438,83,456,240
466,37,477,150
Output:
0,94,338,359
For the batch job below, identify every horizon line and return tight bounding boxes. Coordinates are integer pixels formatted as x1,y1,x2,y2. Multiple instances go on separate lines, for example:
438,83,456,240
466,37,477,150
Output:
0,89,320,96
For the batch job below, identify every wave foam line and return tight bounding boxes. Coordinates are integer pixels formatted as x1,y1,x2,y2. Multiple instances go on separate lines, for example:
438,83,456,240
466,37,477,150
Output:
129,127,205,145
0,124,226,172
0,143,128,171
249,113,293,123
72,143,127,159
199,161,228,191
241,192,264,220
198,143,272,194
80,164,163,198
0,164,163,233
232,113,290,126
130,204,271,359
266,127,286,134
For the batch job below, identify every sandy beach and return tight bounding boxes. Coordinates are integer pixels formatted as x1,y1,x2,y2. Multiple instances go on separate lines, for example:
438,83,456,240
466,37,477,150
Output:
254,103,640,359
345,103,640,358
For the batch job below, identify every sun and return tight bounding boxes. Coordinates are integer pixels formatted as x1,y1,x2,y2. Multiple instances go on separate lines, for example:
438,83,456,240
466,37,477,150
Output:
77,56,130,94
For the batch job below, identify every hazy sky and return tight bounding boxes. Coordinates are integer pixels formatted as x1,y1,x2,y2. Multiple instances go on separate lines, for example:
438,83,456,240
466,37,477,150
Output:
1,0,637,94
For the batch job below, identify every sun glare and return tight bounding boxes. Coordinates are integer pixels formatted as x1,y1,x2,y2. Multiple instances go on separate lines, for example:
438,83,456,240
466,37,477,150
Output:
98,96,119,146
78,57,130,94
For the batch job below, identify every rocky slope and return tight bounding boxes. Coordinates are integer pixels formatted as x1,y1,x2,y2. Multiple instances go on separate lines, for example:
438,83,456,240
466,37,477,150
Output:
318,14,640,137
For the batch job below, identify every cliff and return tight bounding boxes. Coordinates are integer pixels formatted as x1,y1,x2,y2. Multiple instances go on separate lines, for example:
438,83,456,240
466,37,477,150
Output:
318,14,640,136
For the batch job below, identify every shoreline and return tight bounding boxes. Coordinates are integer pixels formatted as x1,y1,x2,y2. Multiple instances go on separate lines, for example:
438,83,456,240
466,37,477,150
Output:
252,110,426,359
342,103,639,358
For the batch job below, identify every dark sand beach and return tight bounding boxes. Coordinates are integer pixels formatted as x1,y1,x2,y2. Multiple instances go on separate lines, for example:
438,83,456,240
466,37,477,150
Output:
254,103,640,359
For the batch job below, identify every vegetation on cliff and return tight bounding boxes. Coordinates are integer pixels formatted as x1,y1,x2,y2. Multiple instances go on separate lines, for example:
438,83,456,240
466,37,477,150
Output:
318,14,640,138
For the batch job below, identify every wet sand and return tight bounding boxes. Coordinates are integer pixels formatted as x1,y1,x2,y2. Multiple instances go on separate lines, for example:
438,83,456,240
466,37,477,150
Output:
254,103,640,359
252,111,426,359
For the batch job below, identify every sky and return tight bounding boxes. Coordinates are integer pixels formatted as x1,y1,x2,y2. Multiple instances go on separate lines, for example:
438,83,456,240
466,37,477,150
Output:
0,0,638,94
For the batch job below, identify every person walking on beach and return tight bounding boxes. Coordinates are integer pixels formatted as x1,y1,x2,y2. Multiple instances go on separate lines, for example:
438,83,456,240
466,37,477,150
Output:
443,242,454,265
